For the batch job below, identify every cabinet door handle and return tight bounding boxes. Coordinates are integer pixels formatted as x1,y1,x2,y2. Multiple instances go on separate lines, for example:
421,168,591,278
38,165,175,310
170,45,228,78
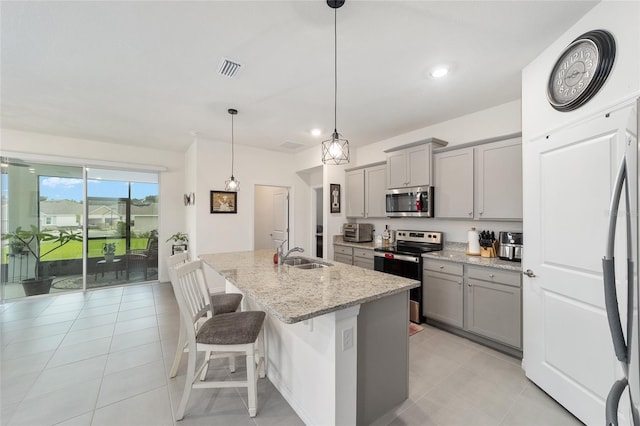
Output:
468,212,473,216
439,265,444,269
467,283,472,287
489,273,494,278
479,212,484,216
458,281,463,286
523,269,536,278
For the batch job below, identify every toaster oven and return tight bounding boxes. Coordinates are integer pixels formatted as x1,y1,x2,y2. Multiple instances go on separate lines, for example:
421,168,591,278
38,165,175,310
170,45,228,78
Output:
343,223,373,242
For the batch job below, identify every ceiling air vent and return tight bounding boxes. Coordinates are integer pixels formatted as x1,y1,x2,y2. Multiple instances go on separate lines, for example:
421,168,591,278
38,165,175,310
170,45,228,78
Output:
280,141,305,150
217,58,242,78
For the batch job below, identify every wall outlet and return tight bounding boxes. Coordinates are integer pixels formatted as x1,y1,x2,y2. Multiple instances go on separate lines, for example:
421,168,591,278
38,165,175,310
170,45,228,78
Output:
342,327,354,351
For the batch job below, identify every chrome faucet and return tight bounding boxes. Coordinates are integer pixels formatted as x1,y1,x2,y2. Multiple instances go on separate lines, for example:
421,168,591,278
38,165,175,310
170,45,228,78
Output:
277,240,304,264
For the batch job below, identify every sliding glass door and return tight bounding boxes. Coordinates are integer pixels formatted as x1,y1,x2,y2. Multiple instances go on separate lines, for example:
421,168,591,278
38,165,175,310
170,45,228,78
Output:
1,158,159,300
86,168,158,289
1,159,84,299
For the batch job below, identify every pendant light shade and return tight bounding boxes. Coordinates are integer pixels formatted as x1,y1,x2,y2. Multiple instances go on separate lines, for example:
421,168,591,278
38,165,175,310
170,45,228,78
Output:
322,0,350,165
225,108,240,192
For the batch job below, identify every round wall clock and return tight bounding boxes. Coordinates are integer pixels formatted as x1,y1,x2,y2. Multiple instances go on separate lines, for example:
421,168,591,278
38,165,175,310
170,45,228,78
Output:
547,29,616,112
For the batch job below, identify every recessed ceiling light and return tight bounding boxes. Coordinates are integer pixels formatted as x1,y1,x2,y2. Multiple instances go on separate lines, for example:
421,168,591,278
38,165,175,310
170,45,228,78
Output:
430,66,449,78
311,128,322,137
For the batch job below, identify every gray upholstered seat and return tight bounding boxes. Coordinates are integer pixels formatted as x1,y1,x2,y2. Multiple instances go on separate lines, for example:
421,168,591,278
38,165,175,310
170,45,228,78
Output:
197,311,266,345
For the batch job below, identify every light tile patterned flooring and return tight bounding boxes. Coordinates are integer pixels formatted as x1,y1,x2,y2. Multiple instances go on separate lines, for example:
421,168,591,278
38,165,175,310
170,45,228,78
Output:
0,282,583,426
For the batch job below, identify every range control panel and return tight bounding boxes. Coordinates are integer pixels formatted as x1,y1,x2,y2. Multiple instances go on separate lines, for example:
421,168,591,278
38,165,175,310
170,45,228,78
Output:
395,230,442,244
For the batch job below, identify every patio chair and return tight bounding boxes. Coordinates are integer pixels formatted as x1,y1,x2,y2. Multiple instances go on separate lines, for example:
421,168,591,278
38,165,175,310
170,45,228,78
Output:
126,233,158,280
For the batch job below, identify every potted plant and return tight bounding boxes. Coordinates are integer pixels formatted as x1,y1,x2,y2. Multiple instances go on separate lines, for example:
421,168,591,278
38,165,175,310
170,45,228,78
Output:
8,238,26,255
167,232,188,254
2,225,82,296
103,242,117,262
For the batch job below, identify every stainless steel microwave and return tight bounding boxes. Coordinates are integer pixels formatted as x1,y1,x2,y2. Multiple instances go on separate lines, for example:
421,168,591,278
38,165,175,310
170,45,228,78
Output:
385,186,434,217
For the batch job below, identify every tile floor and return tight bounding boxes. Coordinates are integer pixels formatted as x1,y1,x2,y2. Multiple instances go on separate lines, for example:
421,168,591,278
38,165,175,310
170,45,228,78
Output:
1,282,583,426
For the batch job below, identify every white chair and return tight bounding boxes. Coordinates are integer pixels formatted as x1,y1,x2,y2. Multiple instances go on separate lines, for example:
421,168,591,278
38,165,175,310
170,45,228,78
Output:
167,253,243,378
172,260,266,419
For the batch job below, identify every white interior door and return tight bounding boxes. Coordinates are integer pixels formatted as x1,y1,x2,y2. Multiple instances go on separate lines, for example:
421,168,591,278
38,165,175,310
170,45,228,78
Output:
271,188,289,250
523,103,636,425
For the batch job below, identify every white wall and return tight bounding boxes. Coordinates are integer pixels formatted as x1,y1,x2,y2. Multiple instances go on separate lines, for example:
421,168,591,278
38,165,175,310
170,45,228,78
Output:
188,139,303,256
184,139,198,260
1,128,185,282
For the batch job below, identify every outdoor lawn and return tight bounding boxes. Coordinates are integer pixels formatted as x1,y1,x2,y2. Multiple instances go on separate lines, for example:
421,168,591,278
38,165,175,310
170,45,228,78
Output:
3,238,152,262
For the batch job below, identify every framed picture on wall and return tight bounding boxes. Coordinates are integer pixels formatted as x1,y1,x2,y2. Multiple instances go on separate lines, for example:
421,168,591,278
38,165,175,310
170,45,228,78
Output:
210,191,237,214
330,184,341,213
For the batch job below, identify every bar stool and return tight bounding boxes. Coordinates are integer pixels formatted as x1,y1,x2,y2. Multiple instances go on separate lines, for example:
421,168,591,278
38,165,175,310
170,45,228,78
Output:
172,260,266,419
167,252,243,378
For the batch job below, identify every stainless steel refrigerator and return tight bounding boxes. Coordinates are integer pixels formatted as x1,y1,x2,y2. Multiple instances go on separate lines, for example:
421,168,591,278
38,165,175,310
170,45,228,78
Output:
604,97,640,425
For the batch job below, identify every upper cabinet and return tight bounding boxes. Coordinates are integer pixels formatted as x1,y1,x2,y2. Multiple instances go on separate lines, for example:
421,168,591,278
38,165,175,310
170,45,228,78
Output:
345,162,386,218
385,138,448,189
434,147,474,218
434,136,522,220
474,138,522,220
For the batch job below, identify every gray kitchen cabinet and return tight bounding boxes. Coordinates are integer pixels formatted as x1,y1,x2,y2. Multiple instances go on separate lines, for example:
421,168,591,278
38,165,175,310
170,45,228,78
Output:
345,162,386,218
474,138,522,220
434,148,474,218
423,259,464,328
365,165,386,218
334,244,353,265
423,258,522,351
434,136,522,220
353,248,374,270
346,169,365,218
385,139,447,189
465,265,522,348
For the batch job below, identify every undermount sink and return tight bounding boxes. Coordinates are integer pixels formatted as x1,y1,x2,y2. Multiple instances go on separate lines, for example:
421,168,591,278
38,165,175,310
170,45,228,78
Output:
283,256,313,266
293,263,330,269
283,256,332,269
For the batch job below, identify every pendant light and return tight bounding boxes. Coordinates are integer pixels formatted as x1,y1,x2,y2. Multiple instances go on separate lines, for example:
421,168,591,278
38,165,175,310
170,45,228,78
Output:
225,108,240,192
322,0,350,165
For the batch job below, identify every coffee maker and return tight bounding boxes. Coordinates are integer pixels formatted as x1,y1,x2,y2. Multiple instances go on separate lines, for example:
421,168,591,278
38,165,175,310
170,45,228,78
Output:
498,232,523,262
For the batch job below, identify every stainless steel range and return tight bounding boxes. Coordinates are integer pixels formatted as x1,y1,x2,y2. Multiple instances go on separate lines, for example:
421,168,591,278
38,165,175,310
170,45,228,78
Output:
374,230,443,323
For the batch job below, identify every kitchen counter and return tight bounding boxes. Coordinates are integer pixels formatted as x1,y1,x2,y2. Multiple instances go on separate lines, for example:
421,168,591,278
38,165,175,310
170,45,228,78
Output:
201,249,415,425
424,249,523,272
200,249,419,324
333,235,378,249
333,236,523,272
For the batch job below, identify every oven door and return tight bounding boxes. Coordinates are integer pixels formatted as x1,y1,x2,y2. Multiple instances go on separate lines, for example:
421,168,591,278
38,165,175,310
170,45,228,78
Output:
374,252,423,323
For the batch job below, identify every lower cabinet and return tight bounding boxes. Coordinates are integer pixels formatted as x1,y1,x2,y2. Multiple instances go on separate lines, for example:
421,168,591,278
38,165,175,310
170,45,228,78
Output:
423,260,464,328
353,248,374,270
465,265,521,348
423,259,522,350
333,244,374,270
334,245,353,265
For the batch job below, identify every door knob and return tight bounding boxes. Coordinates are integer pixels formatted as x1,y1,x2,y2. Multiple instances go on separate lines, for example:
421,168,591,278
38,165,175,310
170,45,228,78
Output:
523,269,536,277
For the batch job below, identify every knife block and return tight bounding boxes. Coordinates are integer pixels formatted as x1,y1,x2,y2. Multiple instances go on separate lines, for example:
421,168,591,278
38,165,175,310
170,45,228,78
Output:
480,242,497,258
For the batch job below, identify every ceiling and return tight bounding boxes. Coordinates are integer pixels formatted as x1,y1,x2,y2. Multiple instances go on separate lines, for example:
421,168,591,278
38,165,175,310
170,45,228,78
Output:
1,1,598,154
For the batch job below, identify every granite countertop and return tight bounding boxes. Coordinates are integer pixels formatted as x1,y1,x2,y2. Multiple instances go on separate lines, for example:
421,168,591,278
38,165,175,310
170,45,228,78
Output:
333,236,379,249
423,242,523,272
200,249,419,324
332,236,522,272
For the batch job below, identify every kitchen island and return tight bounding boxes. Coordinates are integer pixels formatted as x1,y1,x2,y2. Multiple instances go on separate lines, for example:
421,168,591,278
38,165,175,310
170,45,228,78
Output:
200,249,419,426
